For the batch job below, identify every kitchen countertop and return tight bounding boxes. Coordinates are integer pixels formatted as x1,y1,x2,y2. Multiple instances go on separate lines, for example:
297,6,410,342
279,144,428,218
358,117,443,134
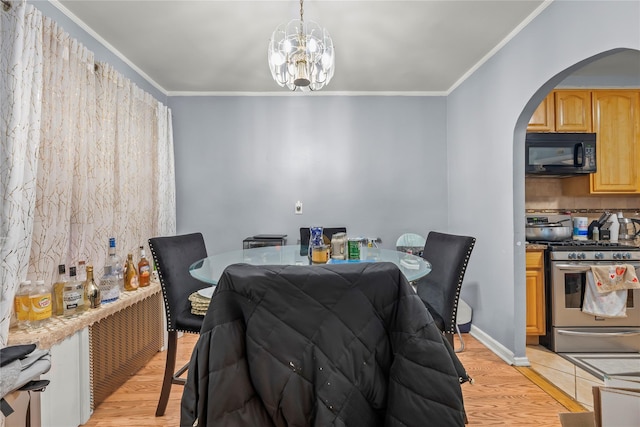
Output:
8,281,160,349
526,243,548,250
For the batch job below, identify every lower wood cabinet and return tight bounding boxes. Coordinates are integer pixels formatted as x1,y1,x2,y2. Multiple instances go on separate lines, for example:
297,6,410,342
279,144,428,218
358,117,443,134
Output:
526,250,545,336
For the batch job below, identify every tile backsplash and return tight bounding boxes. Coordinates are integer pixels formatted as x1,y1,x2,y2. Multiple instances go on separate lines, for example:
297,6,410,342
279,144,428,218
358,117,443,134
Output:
525,177,640,213
526,178,640,245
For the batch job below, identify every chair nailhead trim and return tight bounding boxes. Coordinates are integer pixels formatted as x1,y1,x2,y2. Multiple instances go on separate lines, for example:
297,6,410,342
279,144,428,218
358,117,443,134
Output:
448,238,476,333
149,243,175,332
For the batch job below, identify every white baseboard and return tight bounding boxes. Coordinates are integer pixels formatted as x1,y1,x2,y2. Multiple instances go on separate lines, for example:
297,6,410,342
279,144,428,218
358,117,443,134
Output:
469,325,531,367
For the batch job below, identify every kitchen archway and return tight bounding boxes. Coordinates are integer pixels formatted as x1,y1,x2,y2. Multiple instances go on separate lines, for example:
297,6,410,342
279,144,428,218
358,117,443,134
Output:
514,47,640,406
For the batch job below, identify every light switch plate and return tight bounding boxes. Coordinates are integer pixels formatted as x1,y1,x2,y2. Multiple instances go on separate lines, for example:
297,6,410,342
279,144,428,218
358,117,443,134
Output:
295,201,303,215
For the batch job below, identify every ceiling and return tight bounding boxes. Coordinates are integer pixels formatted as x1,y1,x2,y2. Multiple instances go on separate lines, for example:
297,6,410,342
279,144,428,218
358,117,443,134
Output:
54,1,638,95
54,0,549,94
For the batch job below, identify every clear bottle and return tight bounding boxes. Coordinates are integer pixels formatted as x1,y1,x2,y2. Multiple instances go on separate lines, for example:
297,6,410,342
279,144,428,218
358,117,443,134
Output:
609,213,620,243
29,279,52,328
14,280,32,330
593,226,600,242
85,265,101,309
63,266,85,316
124,253,139,291
107,237,124,292
52,264,68,316
138,246,151,287
77,260,87,282
99,265,120,304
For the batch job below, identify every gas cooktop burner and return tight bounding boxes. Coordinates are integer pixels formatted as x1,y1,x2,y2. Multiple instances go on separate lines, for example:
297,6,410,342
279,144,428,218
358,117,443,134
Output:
538,240,640,251
545,241,640,260
550,240,633,246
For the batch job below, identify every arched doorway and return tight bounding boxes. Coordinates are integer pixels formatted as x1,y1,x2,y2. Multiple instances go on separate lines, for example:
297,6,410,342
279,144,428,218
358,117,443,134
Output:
515,48,640,406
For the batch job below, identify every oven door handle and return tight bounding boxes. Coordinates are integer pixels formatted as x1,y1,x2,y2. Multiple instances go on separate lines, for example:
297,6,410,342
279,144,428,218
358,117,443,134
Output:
555,264,640,272
557,329,640,337
555,264,592,272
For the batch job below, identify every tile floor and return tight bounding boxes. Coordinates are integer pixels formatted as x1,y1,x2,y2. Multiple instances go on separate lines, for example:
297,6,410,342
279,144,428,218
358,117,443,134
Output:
526,344,604,411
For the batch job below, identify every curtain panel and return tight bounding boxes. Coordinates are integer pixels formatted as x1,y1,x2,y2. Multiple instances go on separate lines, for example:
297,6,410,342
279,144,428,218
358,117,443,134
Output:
0,0,176,348
0,0,43,349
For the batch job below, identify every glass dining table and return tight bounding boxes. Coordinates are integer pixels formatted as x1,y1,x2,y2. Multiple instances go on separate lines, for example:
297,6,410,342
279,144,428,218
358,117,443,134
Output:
187,245,431,315
189,244,431,286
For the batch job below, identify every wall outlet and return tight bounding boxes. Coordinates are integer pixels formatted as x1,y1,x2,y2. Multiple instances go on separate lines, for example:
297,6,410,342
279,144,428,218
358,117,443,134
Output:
295,201,303,215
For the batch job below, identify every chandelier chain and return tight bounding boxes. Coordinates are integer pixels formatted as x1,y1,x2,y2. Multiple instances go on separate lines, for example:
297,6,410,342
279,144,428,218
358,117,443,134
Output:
299,0,304,23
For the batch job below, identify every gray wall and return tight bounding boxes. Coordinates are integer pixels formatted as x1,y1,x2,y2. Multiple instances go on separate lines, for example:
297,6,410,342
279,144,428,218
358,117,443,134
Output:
169,96,448,254
447,0,640,360
28,0,640,361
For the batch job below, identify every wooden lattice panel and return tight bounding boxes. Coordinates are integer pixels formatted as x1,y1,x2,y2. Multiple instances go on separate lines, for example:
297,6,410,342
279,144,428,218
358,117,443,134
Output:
88,292,163,409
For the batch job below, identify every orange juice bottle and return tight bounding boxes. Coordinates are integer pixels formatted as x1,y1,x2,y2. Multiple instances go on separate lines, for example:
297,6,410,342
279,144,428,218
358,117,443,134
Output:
29,279,52,328
14,280,32,329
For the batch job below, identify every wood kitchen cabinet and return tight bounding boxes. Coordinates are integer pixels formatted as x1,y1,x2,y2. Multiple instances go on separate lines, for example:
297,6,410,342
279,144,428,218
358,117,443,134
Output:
527,93,555,132
563,89,640,194
554,90,592,132
590,90,640,193
526,250,545,337
527,90,592,132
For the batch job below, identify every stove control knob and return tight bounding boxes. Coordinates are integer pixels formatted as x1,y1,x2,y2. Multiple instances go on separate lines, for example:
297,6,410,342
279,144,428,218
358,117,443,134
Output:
578,253,586,260
623,253,632,260
594,252,604,260
613,253,622,260
568,253,576,260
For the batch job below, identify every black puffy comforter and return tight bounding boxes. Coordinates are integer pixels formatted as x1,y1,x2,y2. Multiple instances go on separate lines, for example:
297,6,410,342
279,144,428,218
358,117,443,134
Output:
181,262,468,426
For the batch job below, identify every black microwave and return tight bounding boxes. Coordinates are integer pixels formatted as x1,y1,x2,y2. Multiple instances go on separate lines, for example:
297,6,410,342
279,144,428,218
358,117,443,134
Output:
525,132,596,176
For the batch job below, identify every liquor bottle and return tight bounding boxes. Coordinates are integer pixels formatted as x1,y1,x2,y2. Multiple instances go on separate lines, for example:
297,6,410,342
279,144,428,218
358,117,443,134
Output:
52,264,68,316
63,266,85,316
107,237,124,291
99,265,120,304
124,253,139,291
77,260,87,282
29,279,52,327
138,246,151,287
85,265,101,309
13,280,32,330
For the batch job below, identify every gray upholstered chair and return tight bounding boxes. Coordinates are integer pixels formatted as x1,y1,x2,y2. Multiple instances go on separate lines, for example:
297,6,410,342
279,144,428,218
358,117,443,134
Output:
415,231,476,352
148,232,208,416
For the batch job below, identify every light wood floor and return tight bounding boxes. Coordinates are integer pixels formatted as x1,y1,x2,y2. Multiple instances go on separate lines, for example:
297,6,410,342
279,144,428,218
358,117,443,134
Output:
84,333,587,426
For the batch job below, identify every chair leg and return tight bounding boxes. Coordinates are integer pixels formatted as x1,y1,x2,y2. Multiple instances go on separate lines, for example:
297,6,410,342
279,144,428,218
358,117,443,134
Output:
156,331,178,417
444,331,454,348
454,324,465,353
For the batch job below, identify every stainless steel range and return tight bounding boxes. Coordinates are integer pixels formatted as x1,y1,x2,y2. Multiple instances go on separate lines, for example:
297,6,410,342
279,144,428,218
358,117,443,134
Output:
540,238,640,353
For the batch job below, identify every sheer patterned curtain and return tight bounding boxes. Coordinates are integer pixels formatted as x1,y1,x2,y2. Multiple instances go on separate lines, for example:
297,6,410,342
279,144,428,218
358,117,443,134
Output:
28,17,97,288
0,0,176,348
98,64,176,259
155,103,176,237
0,1,43,348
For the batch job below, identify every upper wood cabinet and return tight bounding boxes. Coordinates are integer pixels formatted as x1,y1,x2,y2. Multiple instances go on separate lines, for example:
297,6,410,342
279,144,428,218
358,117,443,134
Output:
554,90,592,132
528,89,640,195
527,93,555,132
590,90,640,193
527,90,592,132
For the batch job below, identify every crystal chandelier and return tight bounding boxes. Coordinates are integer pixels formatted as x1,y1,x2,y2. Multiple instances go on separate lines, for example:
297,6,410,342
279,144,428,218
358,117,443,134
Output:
267,0,335,91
